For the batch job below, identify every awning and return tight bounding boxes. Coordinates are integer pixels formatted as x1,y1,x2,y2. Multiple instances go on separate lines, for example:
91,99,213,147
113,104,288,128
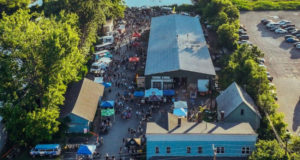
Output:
144,88,163,97
77,145,96,155
174,101,188,109
101,82,112,88
101,108,115,116
198,79,209,92
173,108,188,117
129,57,140,62
163,90,175,96
134,91,144,97
100,101,115,108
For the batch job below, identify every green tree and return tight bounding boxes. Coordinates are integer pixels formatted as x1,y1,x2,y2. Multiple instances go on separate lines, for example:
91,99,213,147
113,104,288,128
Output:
217,23,238,49
249,140,286,160
0,10,84,145
0,0,30,15
289,136,300,159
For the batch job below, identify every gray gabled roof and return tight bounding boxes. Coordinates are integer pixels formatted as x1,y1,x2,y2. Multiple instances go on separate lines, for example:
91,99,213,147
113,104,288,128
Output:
216,82,261,118
145,14,215,76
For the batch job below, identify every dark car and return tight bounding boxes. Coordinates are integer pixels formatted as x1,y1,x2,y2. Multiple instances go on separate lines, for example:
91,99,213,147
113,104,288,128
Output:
239,35,249,40
286,38,299,43
282,24,295,29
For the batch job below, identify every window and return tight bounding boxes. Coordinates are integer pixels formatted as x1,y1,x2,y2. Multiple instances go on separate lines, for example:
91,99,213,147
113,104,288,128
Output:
216,147,224,154
155,147,159,154
198,147,203,153
241,109,244,115
166,147,171,153
187,147,191,153
242,147,250,154
152,82,161,89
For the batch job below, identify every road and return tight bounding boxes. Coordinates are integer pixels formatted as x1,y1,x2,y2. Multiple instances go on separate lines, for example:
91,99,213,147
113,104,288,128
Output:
240,11,300,135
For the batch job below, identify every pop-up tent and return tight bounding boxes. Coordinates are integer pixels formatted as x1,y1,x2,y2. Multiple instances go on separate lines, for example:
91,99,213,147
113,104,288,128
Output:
101,108,115,117
132,32,141,37
144,88,163,97
198,79,209,92
163,90,175,96
129,57,140,62
134,91,144,97
101,82,112,88
77,145,96,156
174,101,188,109
98,57,112,64
94,77,104,84
173,108,188,117
100,101,115,108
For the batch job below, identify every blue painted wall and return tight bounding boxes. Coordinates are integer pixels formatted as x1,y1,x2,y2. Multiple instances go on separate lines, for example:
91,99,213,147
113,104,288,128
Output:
67,113,90,133
146,140,255,160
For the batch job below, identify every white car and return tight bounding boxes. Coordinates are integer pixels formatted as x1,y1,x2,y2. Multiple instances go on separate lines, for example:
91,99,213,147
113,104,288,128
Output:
275,28,287,34
296,44,300,49
278,20,291,25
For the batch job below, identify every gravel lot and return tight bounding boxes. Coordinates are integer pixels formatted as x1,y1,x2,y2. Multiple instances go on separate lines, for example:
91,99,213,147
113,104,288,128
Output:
240,11,300,135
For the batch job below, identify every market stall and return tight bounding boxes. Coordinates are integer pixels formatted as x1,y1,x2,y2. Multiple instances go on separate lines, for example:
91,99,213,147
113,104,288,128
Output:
76,145,96,159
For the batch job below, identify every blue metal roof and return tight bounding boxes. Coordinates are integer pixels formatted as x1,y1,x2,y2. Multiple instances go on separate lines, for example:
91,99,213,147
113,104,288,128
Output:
35,144,60,150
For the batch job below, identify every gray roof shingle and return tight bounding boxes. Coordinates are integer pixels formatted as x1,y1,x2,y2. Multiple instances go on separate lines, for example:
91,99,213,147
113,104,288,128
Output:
216,82,261,119
145,14,215,76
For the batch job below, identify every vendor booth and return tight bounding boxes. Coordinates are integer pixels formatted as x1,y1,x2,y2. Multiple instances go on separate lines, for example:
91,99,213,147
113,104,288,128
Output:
101,82,112,88
76,145,96,159
134,91,144,97
173,108,188,117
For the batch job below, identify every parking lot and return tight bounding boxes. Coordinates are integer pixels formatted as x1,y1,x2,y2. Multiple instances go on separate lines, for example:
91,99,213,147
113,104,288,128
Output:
240,11,300,135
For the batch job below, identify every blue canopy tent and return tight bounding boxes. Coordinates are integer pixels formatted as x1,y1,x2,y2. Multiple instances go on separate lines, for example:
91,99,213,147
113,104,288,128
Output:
163,90,175,96
101,82,112,88
100,101,115,108
134,91,145,97
144,88,163,97
77,145,96,157
173,108,188,117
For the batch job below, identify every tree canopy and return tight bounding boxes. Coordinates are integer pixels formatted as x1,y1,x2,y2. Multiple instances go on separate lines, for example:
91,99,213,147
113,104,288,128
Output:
249,140,286,160
0,9,84,146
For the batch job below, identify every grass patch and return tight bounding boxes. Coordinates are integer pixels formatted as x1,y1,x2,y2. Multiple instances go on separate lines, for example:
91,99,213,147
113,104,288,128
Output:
231,0,300,10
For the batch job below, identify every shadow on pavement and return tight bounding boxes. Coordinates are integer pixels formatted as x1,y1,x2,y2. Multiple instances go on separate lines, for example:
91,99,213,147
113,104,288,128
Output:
292,100,300,134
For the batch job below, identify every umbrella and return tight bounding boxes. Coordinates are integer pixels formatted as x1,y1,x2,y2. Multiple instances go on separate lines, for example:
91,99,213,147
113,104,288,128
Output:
163,90,175,96
134,91,144,97
77,145,96,155
174,101,188,109
101,82,112,88
101,108,115,116
129,57,140,62
132,32,141,37
173,108,187,117
100,101,115,108
132,42,140,47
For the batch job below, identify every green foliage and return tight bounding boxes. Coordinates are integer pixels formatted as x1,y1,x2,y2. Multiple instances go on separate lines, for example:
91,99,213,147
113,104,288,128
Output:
196,0,240,50
0,0,30,15
0,9,84,146
231,0,300,10
249,140,286,160
217,23,238,49
289,136,300,159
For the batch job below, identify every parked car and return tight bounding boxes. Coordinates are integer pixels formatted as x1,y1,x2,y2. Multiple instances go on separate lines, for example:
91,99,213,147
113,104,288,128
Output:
282,24,295,29
286,38,299,43
239,35,249,40
270,26,280,31
285,27,296,31
240,25,247,31
295,34,300,38
267,23,280,29
288,29,297,33
267,75,274,82
285,35,294,40
275,28,287,34
296,44,300,49
259,64,267,68
292,30,300,35
278,20,291,25
238,40,252,45
262,19,273,25
293,42,300,47
258,58,265,64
